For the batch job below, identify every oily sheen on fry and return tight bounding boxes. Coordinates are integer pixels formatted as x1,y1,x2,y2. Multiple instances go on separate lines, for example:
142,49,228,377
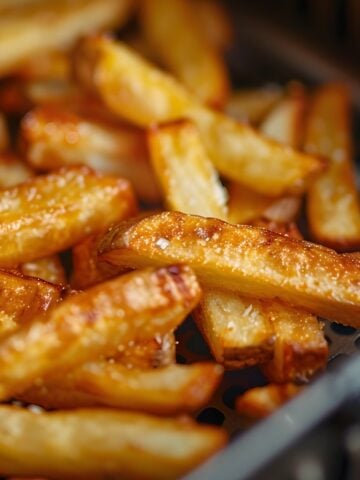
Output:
0,166,136,267
0,265,201,400
99,212,360,326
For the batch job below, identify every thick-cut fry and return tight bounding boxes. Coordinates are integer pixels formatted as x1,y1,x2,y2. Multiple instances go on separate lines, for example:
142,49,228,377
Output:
114,332,176,369
0,166,136,267
21,106,160,203
228,93,305,224
236,384,302,419
260,301,328,383
0,269,61,336
20,361,223,414
20,255,66,285
0,0,135,75
191,0,233,51
0,265,201,399
99,212,360,326
148,121,227,219
148,120,274,368
140,0,230,108
225,86,283,124
305,84,360,250
0,152,33,188
74,36,324,196
195,289,274,368
0,406,226,480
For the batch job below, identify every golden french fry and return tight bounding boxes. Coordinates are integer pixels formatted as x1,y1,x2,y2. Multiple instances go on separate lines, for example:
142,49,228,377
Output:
305,84,360,251
0,166,137,267
99,212,360,326
114,332,176,369
20,361,223,414
74,36,324,196
21,105,161,203
148,121,227,219
228,92,306,224
191,0,233,51
225,86,283,124
236,384,302,419
195,289,274,368
147,120,274,368
0,152,33,188
13,50,70,81
0,269,61,336
140,0,230,108
0,406,226,480
0,0,135,75
20,255,66,285
0,265,201,399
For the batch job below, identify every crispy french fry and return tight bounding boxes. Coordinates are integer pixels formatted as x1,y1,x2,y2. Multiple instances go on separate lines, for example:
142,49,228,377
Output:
74,36,324,196
0,265,201,399
13,50,70,81
114,332,176,369
0,406,226,480
148,121,227,219
228,92,305,224
0,0,135,75
20,361,222,414
140,0,230,108
305,84,360,251
21,105,161,203
0,269,61,336
195,289,274,368
99,212,360,326
0,152,33,188
148,120,274,367
0,166,136,267
236,384,302,419
191,0,233,51
225,86,283,124
20,255,66,285
0,113,9,151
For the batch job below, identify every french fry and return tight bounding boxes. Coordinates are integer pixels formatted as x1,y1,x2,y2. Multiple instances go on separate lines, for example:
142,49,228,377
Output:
0,406,226,480
0,166,137,267
99,212,360,326
20,255,66,285
148,120,274,368
21,105,161,203
114,332,176,369
228,92,305,224
20,361,222,414
0,0,135,75
0,265,201,399
0,113,9,151
140,0,230,108
148,121,227,220
0,269,61,337
225,86,283,124
305,84,360,251
191,0,233,51
74,36,324,196
236,384,302,419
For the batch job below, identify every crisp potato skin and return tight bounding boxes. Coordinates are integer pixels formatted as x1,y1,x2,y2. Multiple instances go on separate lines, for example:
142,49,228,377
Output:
0,265,201,400
0,406,227,480
19,361,223,414
0,166,137,267
99,212,360,326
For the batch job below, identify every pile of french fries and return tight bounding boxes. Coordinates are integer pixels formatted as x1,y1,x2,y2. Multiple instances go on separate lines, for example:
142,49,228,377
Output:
0,0,359,478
